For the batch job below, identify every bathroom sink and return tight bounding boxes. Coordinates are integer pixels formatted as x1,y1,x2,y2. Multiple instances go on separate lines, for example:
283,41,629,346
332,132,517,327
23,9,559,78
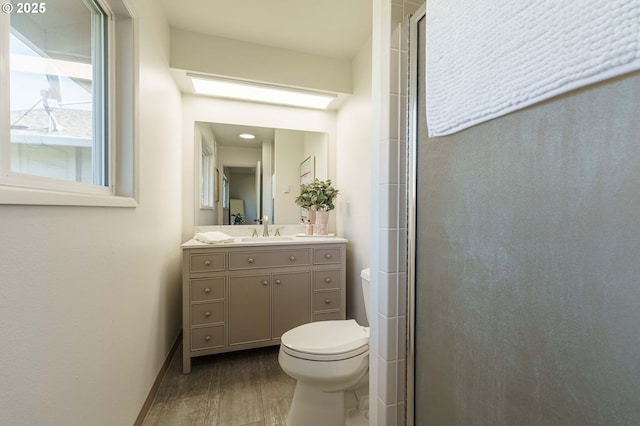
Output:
239,236,295,243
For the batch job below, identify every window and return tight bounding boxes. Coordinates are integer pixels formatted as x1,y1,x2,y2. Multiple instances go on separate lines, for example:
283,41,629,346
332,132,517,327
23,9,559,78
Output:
0,0,137,206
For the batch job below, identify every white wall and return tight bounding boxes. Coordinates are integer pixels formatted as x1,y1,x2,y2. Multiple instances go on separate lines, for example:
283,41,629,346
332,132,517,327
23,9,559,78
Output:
218,145,262,167
274,129,305,224
336,37,373,325
0,0,183,424
303,131,329,181
171,29,352,94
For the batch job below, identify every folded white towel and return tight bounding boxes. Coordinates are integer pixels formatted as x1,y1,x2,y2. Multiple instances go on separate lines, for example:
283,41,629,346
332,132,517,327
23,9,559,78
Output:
194,231,234,244
426,0,640,136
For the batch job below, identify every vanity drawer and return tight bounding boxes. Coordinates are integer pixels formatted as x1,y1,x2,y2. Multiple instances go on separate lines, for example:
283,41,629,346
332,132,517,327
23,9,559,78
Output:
313,270,341,291
192,302,225,326
314,311,343,322
191,325,225,351
313,290,341,312
190,253,226,273
229,249,311,270
190,277,225,302
313,247,341,265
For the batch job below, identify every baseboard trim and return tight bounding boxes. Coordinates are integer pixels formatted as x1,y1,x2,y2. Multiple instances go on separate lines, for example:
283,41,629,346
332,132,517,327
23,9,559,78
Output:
134,331,182,426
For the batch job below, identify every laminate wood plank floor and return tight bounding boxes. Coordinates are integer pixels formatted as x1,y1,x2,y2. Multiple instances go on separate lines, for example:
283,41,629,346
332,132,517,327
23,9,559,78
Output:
143,344,295,426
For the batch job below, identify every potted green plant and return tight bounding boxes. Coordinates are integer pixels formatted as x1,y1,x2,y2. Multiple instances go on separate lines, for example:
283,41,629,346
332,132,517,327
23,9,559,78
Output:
296,178,339,211
231,212,245,225
295,179,339,234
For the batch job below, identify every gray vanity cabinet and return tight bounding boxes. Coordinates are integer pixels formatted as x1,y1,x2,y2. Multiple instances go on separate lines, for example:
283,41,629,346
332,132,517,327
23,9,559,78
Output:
182,241,346,374
228,274,272,345
228,271,311,346
271,271,312,337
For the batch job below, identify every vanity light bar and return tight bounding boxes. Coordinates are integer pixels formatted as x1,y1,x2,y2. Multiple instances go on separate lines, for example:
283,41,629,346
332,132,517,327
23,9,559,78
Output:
189,75,336,109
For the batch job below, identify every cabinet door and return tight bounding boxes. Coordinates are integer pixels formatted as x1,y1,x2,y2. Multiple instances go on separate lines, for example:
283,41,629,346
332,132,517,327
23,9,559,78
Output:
229,274,271,345
272,271,311,338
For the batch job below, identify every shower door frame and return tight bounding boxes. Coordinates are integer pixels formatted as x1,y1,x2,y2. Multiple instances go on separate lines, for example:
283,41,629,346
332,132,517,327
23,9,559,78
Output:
406,5,426,426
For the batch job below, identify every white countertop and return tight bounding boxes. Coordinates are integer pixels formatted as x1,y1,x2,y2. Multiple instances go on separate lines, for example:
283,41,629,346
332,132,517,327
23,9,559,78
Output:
182,234,348,249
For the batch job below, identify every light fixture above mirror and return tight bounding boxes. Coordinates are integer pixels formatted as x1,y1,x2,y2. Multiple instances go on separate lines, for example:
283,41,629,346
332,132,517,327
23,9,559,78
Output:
189,74,336,109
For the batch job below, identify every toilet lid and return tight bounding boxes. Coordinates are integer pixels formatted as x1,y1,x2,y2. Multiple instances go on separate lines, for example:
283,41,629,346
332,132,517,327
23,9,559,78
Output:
281,319,369,357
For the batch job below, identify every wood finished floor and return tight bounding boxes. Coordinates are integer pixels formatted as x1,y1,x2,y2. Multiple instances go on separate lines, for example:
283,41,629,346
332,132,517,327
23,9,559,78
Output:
143,344,295,426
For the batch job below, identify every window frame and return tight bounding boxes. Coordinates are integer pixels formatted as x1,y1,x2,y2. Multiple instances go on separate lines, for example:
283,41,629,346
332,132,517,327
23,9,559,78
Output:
0,0,138,207
200,145,214,209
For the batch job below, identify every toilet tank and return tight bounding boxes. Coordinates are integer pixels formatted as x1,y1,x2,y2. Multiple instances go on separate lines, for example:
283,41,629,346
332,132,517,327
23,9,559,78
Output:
361,268,371,322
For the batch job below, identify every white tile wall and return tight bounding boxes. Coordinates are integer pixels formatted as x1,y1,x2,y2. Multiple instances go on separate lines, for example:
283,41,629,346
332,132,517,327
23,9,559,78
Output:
374,0,424,424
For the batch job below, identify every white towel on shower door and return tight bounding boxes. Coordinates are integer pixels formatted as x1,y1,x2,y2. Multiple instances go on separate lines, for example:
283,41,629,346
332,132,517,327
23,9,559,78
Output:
425,0,640,137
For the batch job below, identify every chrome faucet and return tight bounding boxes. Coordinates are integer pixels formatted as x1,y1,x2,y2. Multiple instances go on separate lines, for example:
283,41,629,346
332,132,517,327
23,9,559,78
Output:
262,215,269,237
249,227,258,237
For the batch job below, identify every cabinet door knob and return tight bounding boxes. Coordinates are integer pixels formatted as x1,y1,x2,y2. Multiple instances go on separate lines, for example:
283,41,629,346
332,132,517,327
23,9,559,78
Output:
325,277,331,283
248,258,255,263
275,279,281,284
289,256,296,261
204,287,211,293
205,311,211,317
205,335,211,341
325,299,332,304
204,260,211,266
325,253,332,259
262,280,268,286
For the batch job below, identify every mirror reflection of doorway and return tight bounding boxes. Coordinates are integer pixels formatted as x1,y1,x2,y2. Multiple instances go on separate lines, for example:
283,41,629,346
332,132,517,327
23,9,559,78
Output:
223,166,258,225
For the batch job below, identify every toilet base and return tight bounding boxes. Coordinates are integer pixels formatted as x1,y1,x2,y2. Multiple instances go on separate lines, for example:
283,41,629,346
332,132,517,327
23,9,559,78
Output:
286,382,344,426
286,383,369,426
345,385,369,426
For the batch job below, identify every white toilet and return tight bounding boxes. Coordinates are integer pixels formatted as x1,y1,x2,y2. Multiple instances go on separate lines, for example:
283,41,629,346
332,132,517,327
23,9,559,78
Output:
278,268,371,426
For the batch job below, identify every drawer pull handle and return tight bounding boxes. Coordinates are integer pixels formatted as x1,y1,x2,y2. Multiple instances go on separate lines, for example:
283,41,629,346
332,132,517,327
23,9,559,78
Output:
289,256,296,261
325,253,332,259
262,280,268,286
275,279,281,284
325,299,331,304
325,277,331,283
204,287,211,293
248,258,255,263
205,311,211,317
204,260,211,266
205,335,211,342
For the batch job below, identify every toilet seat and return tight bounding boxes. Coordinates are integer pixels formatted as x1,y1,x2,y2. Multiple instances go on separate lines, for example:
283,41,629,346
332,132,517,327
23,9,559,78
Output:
281,319,369,361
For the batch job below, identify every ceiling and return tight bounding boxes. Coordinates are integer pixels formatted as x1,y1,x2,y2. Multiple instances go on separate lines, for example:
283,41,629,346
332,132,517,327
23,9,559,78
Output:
159,0,372,60
207,122,275,149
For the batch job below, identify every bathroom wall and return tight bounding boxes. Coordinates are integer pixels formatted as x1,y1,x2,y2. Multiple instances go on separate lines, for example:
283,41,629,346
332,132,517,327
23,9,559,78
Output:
336,36,373,327
274,129,305,224
0,0,183,424
171,29,352,95
303,131,328,181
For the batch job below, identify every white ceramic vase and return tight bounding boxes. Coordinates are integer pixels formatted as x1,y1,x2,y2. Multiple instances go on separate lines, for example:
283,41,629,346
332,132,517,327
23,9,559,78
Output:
315,210,330,235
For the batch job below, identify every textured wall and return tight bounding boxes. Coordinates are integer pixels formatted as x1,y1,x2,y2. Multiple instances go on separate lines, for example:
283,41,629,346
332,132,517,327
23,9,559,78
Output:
415,12,640,424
